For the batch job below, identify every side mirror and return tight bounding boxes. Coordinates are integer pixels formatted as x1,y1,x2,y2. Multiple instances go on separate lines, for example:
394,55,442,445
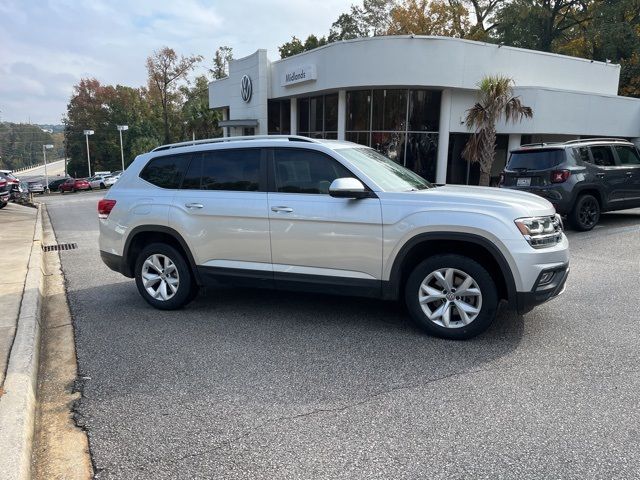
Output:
329,177,370,199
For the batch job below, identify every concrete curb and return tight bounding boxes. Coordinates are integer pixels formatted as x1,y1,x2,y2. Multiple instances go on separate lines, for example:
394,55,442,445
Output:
0,205,44,480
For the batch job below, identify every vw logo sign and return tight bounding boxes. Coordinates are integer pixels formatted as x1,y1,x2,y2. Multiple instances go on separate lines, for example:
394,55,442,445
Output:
240,75,252,102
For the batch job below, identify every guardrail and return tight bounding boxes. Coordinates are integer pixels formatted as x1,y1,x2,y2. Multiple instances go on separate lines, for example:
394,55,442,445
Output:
6,159,66,174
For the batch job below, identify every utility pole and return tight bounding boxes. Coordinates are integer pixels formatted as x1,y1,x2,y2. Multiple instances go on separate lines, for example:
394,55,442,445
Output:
117,125,128,171
83,130,94,177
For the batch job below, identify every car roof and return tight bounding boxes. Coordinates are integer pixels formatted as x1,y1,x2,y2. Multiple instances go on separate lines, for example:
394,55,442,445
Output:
514,138,635,152
148,135,359,156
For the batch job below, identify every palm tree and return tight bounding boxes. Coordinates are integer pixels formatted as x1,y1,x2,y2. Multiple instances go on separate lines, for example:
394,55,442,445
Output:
463,75,533,186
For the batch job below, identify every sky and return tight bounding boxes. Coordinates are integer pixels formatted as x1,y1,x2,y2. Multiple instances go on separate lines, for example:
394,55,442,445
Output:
0,0,351,124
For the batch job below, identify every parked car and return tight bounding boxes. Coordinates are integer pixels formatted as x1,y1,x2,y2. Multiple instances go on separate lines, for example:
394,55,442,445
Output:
500,138,640,231
48,177,69,191
59,177,91,193
28,181,45,194
98,135,569,340
88,175,108,189
0,176,10,209
104,173,121,187
0,170,21,200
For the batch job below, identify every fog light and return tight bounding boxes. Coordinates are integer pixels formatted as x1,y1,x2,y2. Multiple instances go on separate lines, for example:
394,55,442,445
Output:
538,271,555,286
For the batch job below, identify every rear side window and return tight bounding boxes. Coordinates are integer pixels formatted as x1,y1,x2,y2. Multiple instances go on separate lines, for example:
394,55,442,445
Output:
272,149,353,194
614,145,640,165
182,149,261,191
589,146,616,167
507,150,564,170
140,154,190,189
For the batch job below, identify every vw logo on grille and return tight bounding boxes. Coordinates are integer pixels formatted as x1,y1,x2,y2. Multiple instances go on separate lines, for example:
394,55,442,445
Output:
240,75,252,103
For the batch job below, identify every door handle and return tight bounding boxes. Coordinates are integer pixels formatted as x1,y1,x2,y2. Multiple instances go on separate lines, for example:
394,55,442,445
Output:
271,206,293,213
185,203,204,209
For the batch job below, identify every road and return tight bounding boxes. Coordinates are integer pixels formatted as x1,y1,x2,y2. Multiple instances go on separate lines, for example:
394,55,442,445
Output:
42,190,640,479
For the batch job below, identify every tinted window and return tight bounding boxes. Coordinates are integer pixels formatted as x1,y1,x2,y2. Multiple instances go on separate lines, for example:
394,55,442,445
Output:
140,155,190,189
273,149,353,194
507,149,564,170
589,146,616,167
182,149,260,191
573,147,590,164
614,145,640,165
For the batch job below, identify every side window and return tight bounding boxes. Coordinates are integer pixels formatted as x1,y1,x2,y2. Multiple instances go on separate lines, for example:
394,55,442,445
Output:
614,146,640,166
573,147,590,164
272,149,353,194
589,146,616,167
182,149,261,191
140,154,190,189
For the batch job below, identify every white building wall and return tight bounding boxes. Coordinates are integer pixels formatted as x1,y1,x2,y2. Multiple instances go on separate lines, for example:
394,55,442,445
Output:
449,88,640,137
209,50,269,134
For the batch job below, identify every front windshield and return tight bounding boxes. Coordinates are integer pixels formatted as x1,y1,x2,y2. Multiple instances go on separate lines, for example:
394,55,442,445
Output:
337,147,433,192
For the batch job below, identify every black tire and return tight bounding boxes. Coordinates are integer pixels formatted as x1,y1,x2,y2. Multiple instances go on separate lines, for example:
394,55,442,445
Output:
59,188,64,194
0,201,6,209
404,254,499,340
569,194,600,231
134,243,196,310
100,183,105,189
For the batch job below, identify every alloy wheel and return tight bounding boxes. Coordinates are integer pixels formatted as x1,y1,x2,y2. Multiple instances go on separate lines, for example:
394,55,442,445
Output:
418,268,482,328
141,254,180,301
578,199,598,229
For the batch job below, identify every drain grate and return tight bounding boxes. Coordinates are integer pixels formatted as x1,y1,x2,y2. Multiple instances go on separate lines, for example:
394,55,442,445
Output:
42,243,78,252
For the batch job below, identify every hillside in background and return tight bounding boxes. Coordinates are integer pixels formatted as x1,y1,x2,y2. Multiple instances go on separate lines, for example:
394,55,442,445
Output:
0,122,63,170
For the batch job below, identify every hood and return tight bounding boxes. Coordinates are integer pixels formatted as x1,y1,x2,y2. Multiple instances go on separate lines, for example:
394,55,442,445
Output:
383,185,555,218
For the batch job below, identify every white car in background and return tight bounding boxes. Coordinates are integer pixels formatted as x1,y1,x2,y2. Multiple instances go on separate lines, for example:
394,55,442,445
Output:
104,173,121,187
88,175,108,189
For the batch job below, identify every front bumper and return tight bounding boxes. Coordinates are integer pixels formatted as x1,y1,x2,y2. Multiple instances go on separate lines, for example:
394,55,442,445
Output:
516,263,569,314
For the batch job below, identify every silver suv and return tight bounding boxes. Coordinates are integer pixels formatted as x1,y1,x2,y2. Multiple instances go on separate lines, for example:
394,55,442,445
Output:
98,136,569,339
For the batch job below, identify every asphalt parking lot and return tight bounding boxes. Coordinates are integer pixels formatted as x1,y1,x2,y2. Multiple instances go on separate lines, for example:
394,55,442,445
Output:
43,190,640,479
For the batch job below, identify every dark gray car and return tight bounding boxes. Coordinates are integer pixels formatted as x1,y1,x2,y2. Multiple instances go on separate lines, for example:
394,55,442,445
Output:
500,138,640,231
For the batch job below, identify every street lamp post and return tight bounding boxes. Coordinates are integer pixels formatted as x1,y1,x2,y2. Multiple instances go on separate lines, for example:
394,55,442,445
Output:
42,144,54,192
83,130,94,177
117,125,128,171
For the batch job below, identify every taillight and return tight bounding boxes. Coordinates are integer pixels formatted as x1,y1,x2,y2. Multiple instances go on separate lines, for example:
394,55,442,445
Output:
98,199,116,219
550,170,570,183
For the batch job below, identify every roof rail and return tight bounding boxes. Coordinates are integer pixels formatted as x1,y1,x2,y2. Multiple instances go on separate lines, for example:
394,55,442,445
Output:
518,142,562,148
563,137,631,145
151,135,322,152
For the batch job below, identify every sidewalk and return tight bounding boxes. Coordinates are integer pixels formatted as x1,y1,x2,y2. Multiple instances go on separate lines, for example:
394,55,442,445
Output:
0,201,44,480
0,203,38,389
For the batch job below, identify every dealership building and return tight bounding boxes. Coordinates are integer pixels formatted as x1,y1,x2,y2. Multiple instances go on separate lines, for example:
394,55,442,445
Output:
208,36,640,185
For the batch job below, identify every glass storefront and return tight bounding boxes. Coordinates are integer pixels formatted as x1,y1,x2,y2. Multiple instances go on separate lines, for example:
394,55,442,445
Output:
267,99,291,135
346,88,441,182
297,94,338,139
447,133,508,186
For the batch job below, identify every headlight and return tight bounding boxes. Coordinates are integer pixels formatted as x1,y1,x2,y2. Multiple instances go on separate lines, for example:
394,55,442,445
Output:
515,214,563,249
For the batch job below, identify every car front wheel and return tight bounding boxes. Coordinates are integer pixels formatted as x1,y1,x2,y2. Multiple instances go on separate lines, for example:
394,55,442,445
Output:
134,243,196,310
405,254,498,340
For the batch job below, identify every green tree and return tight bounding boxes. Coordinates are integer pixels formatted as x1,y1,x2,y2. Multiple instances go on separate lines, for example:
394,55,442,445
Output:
211,46,233,79
181,75,222,140
463,75,533,186
328,12,367,41
493,0,591,52
0,123,56,170
278,36,306,58
146,47,203,144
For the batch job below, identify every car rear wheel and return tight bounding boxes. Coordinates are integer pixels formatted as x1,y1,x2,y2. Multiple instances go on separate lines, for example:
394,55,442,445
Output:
0,201,6,209
405,254,498,340
570,194,600,231
135,243,196,310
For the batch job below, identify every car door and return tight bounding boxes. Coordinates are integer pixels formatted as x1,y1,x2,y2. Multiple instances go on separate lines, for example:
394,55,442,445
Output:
612,144,640,206
588,145,628,207
170,147,272,281
267,147,383,295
